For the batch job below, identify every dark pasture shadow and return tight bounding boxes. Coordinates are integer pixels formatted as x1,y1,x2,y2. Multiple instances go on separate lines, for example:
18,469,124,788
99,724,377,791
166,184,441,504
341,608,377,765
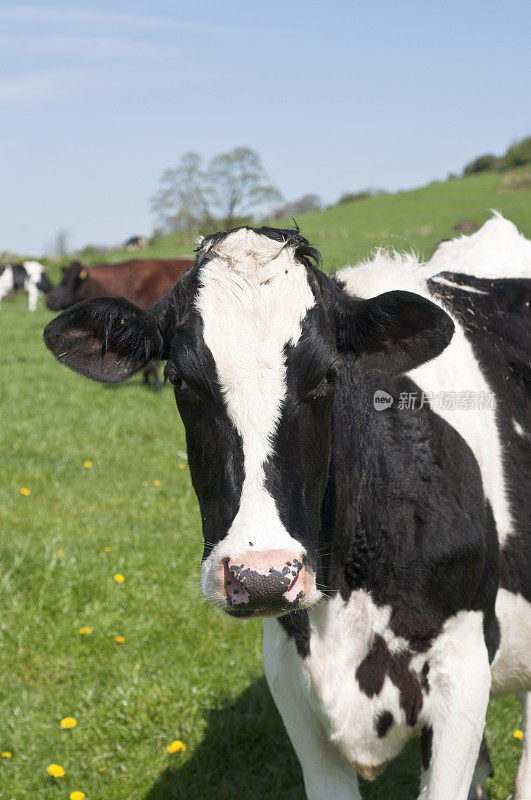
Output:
144,677,422,800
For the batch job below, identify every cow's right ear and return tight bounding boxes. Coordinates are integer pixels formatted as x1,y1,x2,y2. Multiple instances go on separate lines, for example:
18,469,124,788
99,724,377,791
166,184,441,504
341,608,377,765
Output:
43,296,167,383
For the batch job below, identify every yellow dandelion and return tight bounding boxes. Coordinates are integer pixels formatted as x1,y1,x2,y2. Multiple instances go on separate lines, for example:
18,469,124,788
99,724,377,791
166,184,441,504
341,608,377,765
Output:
115,635,125,644
58,548,65,556
83,461,92,469
78,626,91,635
24,674,30,681
167,740,186,754
20,487,31,496
104,546,112,553
514,729,524,741
1,751,12,758
153,479,161,486
60,717,77,729
114,573,125,584
46,763,65,778
178,463,186,470
70,792,86,800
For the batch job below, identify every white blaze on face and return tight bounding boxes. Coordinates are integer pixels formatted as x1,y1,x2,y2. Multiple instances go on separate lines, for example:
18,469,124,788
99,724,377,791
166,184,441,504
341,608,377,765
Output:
195,230,317,603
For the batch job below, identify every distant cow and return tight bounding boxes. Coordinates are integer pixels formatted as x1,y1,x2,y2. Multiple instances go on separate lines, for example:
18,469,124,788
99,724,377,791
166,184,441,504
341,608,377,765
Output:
124,235,147,250
44,219,531,799
46,258,194,311
0,261,51,311
46,258,194,390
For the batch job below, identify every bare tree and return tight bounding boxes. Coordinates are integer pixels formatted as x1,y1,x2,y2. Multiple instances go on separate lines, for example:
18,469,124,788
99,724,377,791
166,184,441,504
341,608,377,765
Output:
151,152,212,231
52,228,70,256
151,147,282,231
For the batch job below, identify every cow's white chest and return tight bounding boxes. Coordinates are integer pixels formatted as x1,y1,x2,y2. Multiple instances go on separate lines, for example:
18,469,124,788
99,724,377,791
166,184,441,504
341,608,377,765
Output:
301,593,430,777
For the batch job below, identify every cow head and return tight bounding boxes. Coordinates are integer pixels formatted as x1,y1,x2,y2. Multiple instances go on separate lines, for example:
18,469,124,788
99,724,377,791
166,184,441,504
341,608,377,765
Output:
43,227,454,618
46,262,88,310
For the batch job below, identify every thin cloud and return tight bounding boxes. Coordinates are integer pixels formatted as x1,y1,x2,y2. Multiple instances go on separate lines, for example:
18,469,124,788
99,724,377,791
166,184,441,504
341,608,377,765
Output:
0,72,63,105
0,5,258,35
0,33,182,61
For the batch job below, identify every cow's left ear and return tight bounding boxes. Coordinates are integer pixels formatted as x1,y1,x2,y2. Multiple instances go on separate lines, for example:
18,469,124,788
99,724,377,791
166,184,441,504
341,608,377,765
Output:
43,296,168,383
335,290,454,374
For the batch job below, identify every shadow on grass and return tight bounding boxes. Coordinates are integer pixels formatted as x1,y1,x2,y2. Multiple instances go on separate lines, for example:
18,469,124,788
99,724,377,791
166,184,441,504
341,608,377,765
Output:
144,677,422,800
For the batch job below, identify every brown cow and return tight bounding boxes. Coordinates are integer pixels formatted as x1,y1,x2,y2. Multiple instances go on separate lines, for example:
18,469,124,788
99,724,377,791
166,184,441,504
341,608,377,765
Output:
46,258,194,390
46,258,194,311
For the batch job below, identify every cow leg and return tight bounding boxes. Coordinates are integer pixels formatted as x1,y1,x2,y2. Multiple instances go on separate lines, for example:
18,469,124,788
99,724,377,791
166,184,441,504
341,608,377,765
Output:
262,619,361,800
26,282,39,311
417,612,491,800
151,361,163,392
143,360,162,392
467,737,493,800
515,692,531,800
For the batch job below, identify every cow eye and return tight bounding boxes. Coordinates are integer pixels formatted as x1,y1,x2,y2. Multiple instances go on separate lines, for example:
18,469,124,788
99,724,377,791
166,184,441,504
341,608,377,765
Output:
164,364,188,392
325,367,338,385
305,365,340,402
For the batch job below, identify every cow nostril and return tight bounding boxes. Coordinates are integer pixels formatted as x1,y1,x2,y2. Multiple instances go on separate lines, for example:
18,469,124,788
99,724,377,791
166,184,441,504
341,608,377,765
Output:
287,572,299,593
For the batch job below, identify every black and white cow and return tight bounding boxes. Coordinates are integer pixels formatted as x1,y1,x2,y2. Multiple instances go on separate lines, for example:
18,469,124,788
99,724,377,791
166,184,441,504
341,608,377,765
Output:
0,261,51,311
43,216,530,800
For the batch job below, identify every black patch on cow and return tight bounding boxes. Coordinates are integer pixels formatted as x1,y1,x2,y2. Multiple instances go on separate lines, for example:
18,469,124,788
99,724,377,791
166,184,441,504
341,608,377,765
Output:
11,264,27,291
376,710,394,738
355,635,425,727
263,304,339,580
420,725,433,771
36,270,52,294
319,361,496,655
168,306,246,557
429,272,531,608
420,661,430,694
278,611,311,658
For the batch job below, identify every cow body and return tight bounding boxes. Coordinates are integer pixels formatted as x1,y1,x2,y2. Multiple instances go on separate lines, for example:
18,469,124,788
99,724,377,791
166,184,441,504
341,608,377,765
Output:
43,217,531,800
0,260,51,310
45,258,194,311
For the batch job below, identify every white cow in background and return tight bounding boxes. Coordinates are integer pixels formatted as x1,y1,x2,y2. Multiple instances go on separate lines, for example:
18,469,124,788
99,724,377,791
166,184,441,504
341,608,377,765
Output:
0,261,51,311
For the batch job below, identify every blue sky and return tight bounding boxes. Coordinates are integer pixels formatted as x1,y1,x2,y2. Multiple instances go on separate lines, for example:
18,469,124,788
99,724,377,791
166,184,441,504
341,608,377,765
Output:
1,0,530,254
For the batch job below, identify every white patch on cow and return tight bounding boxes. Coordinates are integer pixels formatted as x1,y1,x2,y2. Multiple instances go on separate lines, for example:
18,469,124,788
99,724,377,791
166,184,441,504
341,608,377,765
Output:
429,275,489,295
24,261,46,311
0,265,15,309
195,229,320,605
491,588,531,696
426,211,531,280
301,593,491,796
22,260,46,283
263,618,363,799
419,610,491,800
337,249,513,543
513,418,528,438
303,593,427,775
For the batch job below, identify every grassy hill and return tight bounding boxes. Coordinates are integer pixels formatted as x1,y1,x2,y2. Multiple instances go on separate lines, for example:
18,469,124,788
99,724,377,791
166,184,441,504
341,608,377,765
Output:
1,169,530,799
70,165,531,276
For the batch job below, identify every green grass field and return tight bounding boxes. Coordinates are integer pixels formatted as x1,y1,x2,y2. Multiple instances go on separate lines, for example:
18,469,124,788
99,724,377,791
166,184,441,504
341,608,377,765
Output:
1,169,530,799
